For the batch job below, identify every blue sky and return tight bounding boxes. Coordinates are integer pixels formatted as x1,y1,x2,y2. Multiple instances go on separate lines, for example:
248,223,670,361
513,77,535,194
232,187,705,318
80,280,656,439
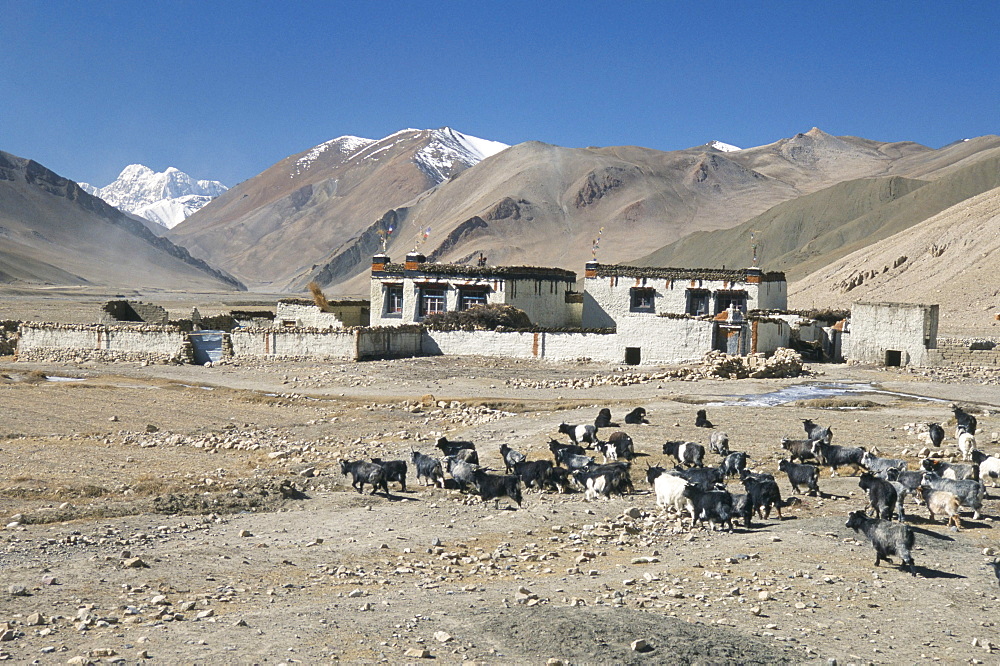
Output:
3,1,998,187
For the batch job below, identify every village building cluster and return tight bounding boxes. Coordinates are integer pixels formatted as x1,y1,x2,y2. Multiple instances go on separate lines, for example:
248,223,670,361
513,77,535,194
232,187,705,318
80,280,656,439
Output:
13,250,965,370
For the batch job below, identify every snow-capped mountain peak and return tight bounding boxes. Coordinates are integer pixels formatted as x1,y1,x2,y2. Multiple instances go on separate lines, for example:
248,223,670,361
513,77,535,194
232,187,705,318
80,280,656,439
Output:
708,140,742,153
80,165,227,229
414,127,509,182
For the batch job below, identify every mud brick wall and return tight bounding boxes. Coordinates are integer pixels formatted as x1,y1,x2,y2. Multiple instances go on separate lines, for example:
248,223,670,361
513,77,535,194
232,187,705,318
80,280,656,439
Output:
926,338,1000,368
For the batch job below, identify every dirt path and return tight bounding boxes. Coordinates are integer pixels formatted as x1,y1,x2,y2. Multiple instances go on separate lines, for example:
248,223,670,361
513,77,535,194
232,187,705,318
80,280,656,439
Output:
2,355,999,664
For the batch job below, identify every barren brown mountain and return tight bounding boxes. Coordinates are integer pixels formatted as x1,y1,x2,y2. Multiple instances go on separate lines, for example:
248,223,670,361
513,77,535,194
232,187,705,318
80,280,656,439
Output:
634,145,1000,281
791,184,1000,336
0,151,243,291
171,127,983,296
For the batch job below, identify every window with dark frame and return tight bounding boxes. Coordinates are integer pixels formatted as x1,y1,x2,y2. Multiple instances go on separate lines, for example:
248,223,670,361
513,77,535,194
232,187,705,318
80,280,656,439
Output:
384,284,403,316
714,291,748,315
629,287,656,313
419,287,446,317
459,287,488,311
686,289,711,316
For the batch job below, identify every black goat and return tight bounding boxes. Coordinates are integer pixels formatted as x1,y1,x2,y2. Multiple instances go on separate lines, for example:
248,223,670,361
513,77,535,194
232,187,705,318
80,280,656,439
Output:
952,404,978,435
718,451,748,478
499,443,526,474
624,407,648,425
594,408,617,429
556,448,596,471
927,423,945,447
781,437,820,464
802,419,833,445
573,462,633,500
410,450,445,488
471,469,522,509
778,459,819,496
672,465,724,492
845,510,916,575
548,439,586,464
686,485,734,531
859,472,898,520
731,493,753,528
513,459,566,493
663,440,705,467
437,437,479,464
339,459,389,496
817,442,865,476
694,409,714,428
445,456,479,493
370,458,407,492
740,470,783,520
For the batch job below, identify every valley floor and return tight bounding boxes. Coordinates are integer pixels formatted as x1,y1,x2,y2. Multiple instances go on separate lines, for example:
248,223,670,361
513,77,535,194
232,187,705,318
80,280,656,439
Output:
1,355,999,664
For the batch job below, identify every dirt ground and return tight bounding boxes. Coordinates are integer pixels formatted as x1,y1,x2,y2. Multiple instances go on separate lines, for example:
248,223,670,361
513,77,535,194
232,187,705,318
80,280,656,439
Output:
2,352,1000,665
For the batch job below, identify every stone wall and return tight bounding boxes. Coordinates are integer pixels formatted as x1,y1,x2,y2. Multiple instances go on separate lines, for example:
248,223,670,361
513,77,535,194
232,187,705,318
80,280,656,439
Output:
926,338,1000,368
17,323,189,363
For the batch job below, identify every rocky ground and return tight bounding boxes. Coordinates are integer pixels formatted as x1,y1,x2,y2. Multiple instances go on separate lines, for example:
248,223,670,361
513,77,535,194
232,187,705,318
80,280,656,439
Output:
1,354,999,665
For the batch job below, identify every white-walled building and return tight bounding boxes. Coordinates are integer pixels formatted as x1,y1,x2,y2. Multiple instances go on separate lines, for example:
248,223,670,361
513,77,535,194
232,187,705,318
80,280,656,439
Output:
846,301,938,367
274,298,370,329
581,262,787,328
369,252,578,328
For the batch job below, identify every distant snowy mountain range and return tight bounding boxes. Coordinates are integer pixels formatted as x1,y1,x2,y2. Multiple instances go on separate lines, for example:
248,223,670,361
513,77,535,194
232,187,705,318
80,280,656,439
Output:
80,165,227,229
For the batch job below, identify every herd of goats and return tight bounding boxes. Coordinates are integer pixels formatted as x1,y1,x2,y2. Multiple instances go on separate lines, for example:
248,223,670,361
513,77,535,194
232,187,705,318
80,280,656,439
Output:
339,404,997,576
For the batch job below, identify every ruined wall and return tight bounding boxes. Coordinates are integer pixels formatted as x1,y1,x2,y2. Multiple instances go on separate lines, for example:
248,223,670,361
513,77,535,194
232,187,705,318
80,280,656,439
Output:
100,301,170,325
274,302,345,329
848,302,938,366
926,338,1000,368
17,323,188,363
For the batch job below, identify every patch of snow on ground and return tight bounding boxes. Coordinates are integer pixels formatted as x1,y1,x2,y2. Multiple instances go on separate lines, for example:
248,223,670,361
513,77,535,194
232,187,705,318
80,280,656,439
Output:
709,140,742,152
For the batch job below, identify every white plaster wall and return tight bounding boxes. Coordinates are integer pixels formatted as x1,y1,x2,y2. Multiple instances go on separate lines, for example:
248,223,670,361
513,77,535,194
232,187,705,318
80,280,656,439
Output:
756,280,788,310
274,303,344,329
615,317,716,364
505,278,576,327
358,328,423,358
231,329,356,359
582,275,767,327
18,325,186,356
423,318,714,365
751,320,790,354
848,302,937,366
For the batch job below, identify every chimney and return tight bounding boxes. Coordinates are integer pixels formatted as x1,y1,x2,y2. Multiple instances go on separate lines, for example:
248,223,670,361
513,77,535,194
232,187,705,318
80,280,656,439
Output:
404,252,425,270
584,260,599,278
372,253,389,272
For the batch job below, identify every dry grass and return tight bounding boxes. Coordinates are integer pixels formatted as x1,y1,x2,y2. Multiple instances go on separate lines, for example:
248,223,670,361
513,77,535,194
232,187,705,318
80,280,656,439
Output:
789,397,879,409
308,281,331,311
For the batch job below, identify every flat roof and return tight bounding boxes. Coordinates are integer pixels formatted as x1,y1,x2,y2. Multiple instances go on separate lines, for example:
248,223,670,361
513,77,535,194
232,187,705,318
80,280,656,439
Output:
376,263,577,280
589,263,785,282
